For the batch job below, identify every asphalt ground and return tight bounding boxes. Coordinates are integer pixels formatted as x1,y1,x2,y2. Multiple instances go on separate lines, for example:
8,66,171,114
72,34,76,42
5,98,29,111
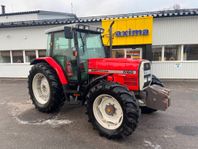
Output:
0,79,198,149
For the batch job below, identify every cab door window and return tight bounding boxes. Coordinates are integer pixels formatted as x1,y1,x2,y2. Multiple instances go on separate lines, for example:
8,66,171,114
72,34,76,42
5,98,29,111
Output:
53,31,78,82
53,31,75,60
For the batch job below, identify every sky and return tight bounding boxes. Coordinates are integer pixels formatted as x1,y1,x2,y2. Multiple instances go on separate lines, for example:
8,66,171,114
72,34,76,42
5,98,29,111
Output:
1,0,198,17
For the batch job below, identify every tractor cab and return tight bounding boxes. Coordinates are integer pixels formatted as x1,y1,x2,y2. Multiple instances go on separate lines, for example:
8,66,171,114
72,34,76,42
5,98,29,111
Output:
46,24,106,84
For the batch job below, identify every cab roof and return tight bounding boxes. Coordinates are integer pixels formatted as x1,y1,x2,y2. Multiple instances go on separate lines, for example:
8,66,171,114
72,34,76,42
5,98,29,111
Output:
45,23,104,34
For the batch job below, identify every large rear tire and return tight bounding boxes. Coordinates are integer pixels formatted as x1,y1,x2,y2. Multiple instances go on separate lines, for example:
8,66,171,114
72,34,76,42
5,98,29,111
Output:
86,82,140,139
28,63,65,113
141,75,164,114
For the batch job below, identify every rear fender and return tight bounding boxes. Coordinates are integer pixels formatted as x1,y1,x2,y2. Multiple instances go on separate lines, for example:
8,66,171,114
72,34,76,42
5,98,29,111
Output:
31,57,68,85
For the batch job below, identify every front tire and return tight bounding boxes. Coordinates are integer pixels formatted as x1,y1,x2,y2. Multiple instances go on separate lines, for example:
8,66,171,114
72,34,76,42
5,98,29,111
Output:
28,63,65,113
86,82,140,139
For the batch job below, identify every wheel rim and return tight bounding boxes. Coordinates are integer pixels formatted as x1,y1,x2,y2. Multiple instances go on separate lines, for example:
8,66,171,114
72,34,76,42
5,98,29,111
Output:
32,73,50,105
93,94,124,130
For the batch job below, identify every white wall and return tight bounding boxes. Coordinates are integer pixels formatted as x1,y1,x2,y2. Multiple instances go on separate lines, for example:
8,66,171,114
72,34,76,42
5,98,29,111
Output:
152,62,198,79
0,25,59,78
0,64,32,78
153,16,198,45
0,25,58,50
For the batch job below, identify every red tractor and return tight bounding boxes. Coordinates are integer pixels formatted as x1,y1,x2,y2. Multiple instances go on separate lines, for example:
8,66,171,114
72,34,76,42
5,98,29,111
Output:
28,24,170,139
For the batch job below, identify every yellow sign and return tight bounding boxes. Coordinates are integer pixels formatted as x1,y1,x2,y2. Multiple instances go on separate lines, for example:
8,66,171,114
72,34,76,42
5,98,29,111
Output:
102,16,153,46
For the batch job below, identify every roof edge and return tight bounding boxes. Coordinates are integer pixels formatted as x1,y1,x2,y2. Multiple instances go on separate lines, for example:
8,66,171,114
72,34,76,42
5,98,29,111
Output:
0,10,75,17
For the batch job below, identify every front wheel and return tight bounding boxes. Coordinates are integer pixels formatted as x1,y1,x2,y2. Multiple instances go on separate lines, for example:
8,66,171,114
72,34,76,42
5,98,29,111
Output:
86,82,140,139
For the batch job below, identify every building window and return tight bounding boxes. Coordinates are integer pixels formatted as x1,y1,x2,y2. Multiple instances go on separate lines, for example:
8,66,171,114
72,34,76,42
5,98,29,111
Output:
184,45,198,61
0,51,11,63
12,51,24,63
152,46,162,61
38,50,46,57
164,45,181,61
25,51,36,63
126,48,142,59
112,49,125,58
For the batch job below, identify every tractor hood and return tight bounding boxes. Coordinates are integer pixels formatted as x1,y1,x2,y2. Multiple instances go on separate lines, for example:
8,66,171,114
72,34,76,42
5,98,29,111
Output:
88,58,151,91
88,58,143,75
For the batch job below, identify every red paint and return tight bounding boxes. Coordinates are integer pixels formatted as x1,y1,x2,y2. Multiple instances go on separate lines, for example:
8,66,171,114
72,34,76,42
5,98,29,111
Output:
32,57,143,91
88,58,143,91
32,57,68,85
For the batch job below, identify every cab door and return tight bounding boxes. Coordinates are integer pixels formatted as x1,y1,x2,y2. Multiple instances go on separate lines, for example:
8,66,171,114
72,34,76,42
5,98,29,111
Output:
77,32,89,82
52,31,78,82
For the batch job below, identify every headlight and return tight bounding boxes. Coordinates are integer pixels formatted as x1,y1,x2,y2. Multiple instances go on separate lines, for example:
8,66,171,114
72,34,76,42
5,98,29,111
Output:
100,28,104,33
144,77,147,83
96,28,104,33
84,26,89,30
78,25,84,30
96,28,101,32
148,76,152,81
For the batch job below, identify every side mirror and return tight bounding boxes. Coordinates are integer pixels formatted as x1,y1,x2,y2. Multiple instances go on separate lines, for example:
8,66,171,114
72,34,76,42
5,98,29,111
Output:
64,27,73,39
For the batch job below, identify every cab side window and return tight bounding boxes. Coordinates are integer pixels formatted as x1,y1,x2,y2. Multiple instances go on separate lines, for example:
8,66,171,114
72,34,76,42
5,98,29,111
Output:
53,31,75,60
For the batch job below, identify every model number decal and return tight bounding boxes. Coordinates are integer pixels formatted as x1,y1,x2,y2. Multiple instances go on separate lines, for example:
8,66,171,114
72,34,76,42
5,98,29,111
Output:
123,70,136,74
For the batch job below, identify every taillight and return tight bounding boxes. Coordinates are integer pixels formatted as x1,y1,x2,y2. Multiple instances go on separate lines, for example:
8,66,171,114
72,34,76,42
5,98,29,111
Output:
66,61,73,77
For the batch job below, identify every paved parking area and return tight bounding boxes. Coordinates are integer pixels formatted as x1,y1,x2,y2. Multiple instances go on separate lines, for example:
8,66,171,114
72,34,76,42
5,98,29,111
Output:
0,79,198,149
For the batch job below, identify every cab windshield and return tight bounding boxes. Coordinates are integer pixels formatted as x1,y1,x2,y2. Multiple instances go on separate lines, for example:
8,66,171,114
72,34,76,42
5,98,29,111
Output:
77,32,106,62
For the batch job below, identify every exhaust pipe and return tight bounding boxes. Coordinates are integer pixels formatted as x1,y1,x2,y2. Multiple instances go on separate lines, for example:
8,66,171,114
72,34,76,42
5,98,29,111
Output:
1,5,5,14
109,21,115,58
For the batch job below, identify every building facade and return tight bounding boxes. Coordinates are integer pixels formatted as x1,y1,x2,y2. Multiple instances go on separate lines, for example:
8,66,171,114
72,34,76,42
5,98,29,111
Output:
0,10,75,77
152,16,198,79
0,9,198,79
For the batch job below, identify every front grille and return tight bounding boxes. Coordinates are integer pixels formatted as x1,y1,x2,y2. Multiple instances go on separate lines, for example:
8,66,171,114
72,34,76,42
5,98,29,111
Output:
143,62,152,88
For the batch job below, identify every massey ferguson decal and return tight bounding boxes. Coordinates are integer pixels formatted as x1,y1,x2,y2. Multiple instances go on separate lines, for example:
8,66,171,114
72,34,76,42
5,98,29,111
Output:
88,69,136,74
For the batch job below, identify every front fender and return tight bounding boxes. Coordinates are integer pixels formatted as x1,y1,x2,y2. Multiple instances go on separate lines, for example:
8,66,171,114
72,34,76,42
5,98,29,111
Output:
31,57,68,85
81,74,111,104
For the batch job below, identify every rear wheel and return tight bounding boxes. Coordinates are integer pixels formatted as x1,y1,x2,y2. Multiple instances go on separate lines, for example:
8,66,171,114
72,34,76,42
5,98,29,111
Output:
86,82,140,139
141,75,164,114
28,63,65,113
